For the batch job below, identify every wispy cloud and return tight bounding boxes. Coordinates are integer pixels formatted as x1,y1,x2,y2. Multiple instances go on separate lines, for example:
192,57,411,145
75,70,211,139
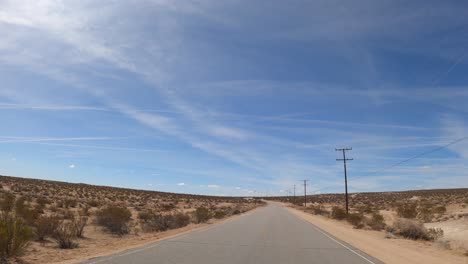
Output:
0,136,118,144
0,103,108,111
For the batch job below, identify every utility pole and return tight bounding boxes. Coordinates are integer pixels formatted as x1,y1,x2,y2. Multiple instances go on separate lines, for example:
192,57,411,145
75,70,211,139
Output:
302,180,308,207
293,184,296,204
336,147,353,214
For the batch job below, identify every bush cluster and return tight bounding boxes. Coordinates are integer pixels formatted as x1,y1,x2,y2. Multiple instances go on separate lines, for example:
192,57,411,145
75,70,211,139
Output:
396,203,418,219
34,215,60,241
96,206,132,235
213,211,227,219
331,207,347,220
194,207,211,223
388,218,431,240
346,213,364,229
311,205,328,216
73,216,88,238
367,212,386,231
427,227,444,240
0,215,33,260
53,221,79,249
0,194,15,213
140,212,190,232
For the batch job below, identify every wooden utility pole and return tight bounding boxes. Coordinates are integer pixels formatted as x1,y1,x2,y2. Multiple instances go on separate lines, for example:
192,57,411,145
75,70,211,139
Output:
302,180,308,207
293,184,296,204
336,147,353,214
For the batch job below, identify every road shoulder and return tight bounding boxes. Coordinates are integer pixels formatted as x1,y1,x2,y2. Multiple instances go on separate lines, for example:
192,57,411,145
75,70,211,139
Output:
285,204,467,264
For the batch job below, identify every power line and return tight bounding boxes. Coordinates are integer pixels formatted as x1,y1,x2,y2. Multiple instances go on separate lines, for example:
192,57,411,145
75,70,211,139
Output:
356,136,468,180
308,135,468,195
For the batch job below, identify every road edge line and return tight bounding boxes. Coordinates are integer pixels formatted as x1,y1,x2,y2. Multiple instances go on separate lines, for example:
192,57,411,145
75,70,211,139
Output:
282,204,379,264
309,224,377,264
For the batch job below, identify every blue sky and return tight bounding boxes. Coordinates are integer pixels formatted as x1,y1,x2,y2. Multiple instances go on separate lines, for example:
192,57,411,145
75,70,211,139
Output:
0,0,468,196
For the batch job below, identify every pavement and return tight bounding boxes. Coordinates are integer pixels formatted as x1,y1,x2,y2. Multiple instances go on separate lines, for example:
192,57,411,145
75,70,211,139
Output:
83,203,383,264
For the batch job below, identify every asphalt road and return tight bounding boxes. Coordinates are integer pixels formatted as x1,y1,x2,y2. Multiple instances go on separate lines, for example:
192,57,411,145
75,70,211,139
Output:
85,203,383,264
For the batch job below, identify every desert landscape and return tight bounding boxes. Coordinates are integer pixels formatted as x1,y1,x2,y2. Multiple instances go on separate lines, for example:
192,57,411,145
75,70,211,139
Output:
270,189,468,261
2,174,467,264
1,1,467,263
0,175,264,263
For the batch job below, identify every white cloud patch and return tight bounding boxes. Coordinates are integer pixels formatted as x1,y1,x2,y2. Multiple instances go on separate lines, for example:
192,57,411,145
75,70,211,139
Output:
69,164,75,169
177,182,185,186
207,184,219,188
210,126,250,141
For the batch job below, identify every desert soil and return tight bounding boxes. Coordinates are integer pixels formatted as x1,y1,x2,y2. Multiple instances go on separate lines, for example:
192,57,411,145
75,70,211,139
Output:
286,204,468,264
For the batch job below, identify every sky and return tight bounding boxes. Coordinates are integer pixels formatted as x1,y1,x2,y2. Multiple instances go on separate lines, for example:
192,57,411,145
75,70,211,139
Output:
0,0,468,196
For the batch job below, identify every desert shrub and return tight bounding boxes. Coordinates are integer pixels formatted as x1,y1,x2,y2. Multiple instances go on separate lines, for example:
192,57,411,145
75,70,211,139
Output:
432,206,446,214
141,213,169,232
64,199,78,209
194,207,211,223
73,217,88,238
362,203,374,214
36,197,49,208
87,200,100,207
61,209,75,220
232,209,241,215
49,205,58,213
0,194,15,213
418,207,434,222
171,212,190,228
214,211,227,219
34,215,60,241
53,221,79,249
368,212,386,230
390,218,430,240
331,207,347,220
396,203,418,219
0,215,33,260
79,206,90,217
142,212,190,232
427,227,444,240
14,198,39,226
14,197,26,216
312,205,328,215
161,203,176,211
96,206,132,235
34,203,45,214
138,211,152,223
292,200,304,206
347,213,364,229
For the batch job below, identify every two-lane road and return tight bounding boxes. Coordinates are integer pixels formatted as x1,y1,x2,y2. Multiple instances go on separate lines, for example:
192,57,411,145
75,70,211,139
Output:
85,203,382,264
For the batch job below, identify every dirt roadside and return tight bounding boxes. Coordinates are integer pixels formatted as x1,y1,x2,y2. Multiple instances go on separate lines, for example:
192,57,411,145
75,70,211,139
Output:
22,207,262,264
285,205,468,264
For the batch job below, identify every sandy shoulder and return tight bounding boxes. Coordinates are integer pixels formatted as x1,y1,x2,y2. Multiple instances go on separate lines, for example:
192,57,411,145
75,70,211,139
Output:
285,205,467,264
22,207,261,264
